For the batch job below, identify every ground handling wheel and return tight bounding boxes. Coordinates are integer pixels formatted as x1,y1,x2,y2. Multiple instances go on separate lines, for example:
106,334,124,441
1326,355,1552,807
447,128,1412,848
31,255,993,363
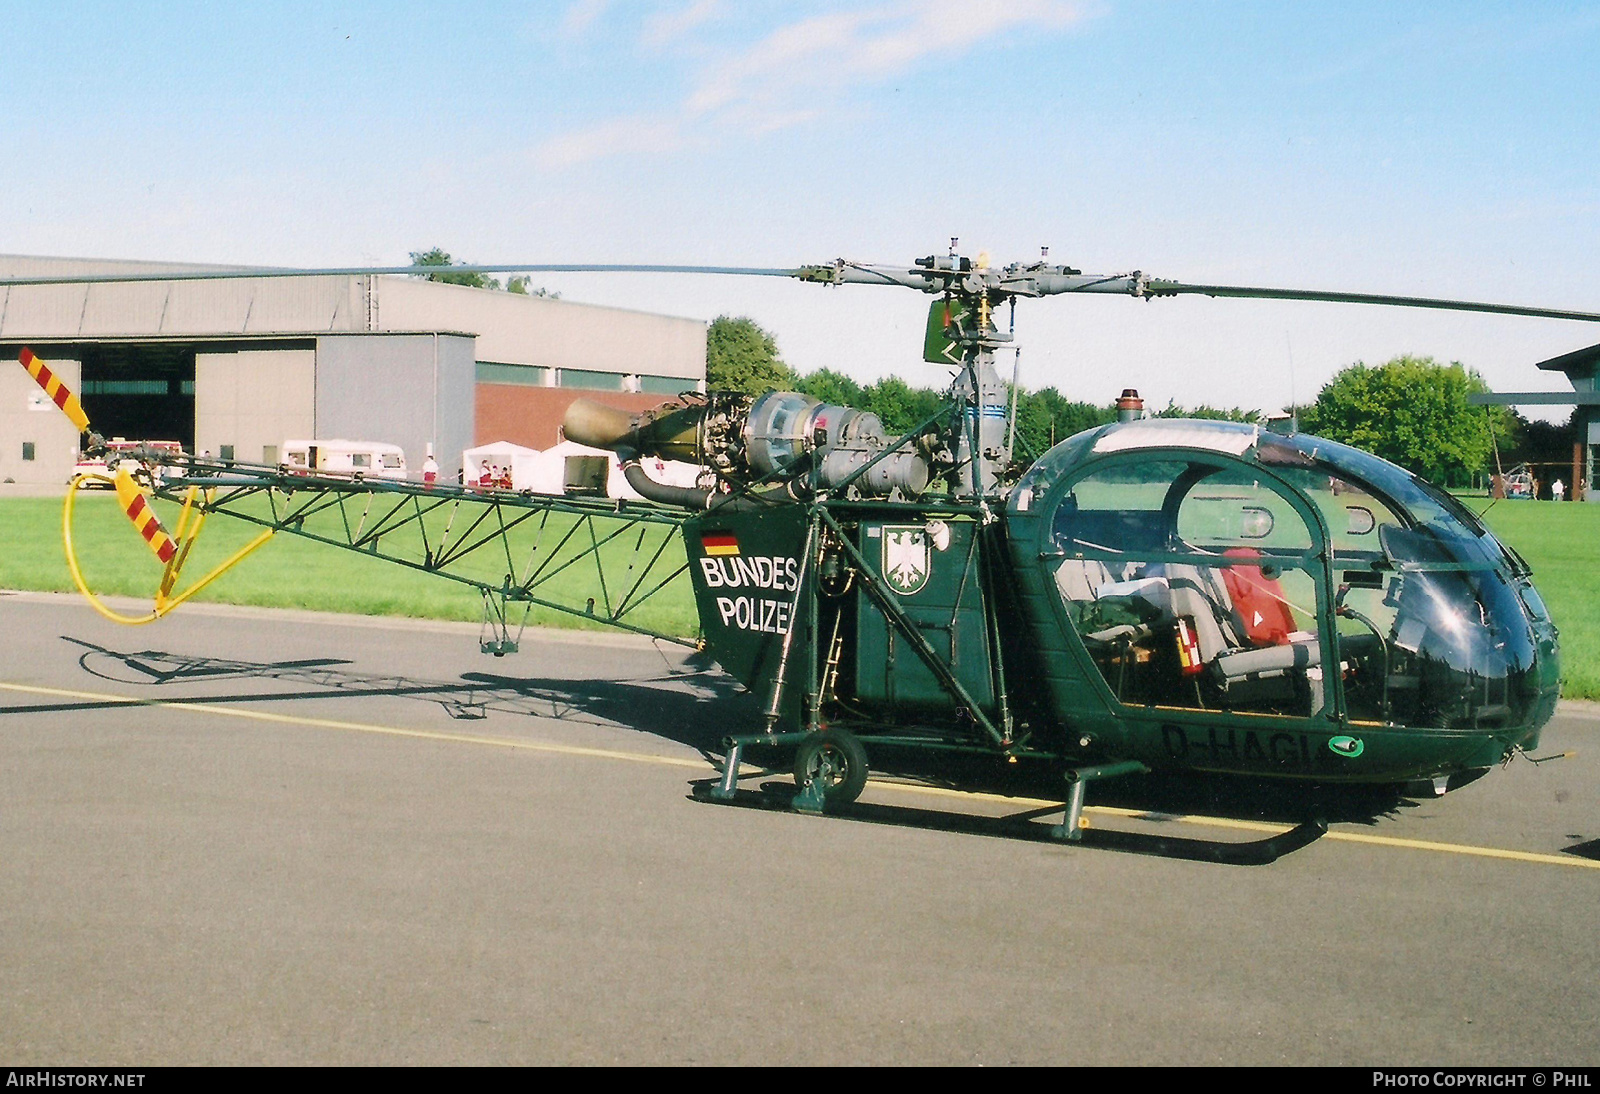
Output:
792,729,869,810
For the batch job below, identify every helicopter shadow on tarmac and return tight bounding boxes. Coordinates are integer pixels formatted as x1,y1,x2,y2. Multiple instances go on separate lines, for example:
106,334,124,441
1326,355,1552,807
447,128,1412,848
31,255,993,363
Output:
843,744,1412,827
37,635,1415,859
721,735,1412,829
675,741,1401,865
45,635,749,764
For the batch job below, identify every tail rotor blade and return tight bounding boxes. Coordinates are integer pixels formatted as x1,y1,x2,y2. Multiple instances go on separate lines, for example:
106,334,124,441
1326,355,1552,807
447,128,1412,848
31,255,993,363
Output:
114,467,178,565
18,347,91,432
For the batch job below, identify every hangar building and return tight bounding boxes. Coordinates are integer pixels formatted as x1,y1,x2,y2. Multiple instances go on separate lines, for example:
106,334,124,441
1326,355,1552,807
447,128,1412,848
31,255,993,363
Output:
0,255,705,486
1472,341,1600,502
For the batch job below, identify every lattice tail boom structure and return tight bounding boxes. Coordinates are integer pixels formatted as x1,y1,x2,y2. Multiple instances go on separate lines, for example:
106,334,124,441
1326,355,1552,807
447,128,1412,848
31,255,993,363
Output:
139,459,699,652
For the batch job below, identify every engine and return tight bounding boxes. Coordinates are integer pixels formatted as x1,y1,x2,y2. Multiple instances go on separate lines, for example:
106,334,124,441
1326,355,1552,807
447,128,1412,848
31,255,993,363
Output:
562,391,939,504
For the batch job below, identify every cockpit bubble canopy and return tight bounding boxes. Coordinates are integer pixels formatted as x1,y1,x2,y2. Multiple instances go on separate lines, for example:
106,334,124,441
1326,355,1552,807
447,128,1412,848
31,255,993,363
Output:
1012,419,1555,735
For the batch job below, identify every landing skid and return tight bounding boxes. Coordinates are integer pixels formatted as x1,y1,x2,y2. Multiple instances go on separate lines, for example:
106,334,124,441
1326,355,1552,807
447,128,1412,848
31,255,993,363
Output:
689,780,1327,866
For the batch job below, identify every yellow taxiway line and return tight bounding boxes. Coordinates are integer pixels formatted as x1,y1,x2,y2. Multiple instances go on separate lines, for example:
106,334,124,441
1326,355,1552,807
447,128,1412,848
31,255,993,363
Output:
877,780,1600,870
3,679,1596,872
0,680,707,771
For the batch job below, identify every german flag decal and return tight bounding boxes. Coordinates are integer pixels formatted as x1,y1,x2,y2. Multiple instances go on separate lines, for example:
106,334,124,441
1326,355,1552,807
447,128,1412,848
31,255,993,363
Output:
114,466,178,565
700,532,740,557
19,347,91,433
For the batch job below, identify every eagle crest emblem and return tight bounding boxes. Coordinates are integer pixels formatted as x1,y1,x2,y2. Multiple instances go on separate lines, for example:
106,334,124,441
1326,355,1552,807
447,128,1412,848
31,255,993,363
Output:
881,526,932,595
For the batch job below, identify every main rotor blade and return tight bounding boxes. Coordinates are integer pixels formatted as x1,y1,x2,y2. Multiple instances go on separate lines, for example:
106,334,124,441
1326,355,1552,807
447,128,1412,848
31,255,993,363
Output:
820,264,1600,323
1143,279,1600,323
5,258,1596,324
0,263,804,288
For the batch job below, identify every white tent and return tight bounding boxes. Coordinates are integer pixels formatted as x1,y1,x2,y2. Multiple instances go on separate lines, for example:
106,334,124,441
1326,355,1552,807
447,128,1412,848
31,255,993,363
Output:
526,441,707,500
637,456,704,490
525,440,608,496
612,452,707,499
462,441,541,490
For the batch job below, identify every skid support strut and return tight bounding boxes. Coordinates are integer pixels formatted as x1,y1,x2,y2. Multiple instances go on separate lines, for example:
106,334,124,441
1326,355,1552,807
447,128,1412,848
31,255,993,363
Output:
714,739,744,801
1051,761,1149,841
710,733,814,802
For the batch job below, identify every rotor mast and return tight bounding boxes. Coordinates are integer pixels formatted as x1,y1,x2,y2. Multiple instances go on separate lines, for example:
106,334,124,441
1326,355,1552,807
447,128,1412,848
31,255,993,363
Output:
779,246,1600,497
790,242,1057,499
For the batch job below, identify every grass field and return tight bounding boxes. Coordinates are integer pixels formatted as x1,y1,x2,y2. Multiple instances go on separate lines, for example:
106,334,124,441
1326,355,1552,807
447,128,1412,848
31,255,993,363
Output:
1454,495,1600,701
0,491,699,639
1,490,1595,697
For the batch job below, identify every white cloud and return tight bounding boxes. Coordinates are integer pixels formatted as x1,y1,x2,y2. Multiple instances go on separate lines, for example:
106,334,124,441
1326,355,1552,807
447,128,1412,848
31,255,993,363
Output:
561,0,610,38
690,0,1082,115
642,0,724,49
537,113,685,168
538,0,1087,166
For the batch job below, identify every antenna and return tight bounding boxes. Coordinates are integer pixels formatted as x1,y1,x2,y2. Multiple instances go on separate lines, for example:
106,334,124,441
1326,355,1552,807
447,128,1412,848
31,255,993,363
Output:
1007,297,1020,457
1285,331,1298,432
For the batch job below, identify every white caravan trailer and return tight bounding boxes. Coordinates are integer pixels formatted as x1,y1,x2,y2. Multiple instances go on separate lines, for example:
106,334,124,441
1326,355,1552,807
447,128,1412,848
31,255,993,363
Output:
522,441,706,499
281,439,407,480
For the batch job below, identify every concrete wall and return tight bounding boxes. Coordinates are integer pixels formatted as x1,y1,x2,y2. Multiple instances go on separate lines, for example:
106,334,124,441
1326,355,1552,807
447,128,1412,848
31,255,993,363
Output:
475,385,674,451
0,353,79,485
195,348,316,465
1,259,704,381
375,277,706,380
315,333,476,478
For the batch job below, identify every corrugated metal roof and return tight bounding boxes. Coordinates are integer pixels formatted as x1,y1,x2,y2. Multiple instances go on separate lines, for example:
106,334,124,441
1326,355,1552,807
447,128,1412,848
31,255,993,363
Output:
0,255,706,380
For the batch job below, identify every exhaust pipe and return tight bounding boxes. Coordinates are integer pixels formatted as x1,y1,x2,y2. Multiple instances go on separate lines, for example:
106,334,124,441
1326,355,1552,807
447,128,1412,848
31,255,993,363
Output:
562,398,703,463
621,460,800,512
562,400,638,451
621,461,711,509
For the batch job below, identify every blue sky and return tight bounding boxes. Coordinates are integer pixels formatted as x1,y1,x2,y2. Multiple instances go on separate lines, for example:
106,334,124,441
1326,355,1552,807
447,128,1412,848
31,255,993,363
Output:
6,1,1599,416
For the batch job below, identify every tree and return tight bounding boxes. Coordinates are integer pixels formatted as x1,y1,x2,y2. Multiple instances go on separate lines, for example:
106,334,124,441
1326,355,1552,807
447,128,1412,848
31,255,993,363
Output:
859,376,946,436
706,315,797,395
794,368,866,409
505,275,562,298
1507,408,1578,470
707,316,1286,461
1150,400,1261,423
1013,387,1115,456
408,249,559,296
1298,355,1513,485
409,247,499,289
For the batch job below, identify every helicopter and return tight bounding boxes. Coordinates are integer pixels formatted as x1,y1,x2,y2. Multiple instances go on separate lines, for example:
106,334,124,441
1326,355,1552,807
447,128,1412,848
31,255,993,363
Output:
10,248,1596,851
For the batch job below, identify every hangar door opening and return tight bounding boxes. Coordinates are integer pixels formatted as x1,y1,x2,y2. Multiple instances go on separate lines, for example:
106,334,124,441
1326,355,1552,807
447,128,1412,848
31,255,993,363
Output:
79,345,196,450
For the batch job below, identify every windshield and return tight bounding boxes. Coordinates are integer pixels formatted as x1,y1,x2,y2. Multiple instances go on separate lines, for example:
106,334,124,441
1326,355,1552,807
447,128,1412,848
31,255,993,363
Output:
1258,434,1523,575
1253,435,1541,728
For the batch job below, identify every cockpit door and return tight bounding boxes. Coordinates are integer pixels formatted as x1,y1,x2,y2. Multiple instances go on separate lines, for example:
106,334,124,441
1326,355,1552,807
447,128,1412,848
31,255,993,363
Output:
1044,453,1338,722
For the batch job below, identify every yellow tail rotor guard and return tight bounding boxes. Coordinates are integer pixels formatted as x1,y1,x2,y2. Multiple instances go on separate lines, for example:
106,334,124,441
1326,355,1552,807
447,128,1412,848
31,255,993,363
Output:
63,472,276,625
